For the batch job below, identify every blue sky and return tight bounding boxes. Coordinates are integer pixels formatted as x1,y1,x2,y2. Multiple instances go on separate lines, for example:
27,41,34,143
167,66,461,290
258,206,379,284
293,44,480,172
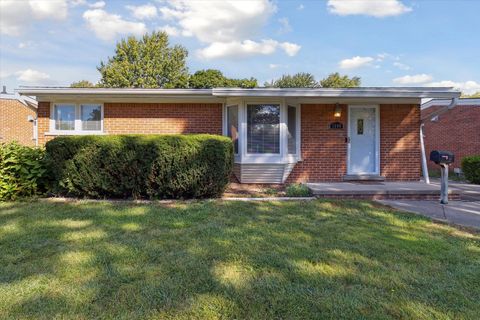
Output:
1,0,479,94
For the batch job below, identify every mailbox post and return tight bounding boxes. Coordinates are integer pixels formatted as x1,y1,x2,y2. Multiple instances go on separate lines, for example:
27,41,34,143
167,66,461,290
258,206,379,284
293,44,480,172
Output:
429,151,455,204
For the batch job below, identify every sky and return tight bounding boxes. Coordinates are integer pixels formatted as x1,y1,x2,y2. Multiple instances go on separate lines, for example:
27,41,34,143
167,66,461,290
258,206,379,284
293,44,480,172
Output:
1,0,479,94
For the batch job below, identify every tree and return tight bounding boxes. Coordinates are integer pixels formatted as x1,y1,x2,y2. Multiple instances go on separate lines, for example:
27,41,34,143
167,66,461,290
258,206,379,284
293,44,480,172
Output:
265,72,318,88
188,69,257,88
462,91,480,98
97,31,189,88
70,80,96,88
319,72,360,88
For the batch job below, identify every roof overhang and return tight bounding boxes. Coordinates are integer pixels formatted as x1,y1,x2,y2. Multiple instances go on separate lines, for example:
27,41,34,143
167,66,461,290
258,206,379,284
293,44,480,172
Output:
421,97,480,109
16,87,460,104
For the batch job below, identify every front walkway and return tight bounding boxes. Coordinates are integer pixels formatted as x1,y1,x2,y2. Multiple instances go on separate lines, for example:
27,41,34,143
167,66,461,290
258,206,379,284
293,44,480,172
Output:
378,200,480,229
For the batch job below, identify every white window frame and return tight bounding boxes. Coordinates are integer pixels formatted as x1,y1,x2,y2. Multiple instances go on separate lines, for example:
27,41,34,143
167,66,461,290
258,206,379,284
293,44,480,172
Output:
222,98,301,164
48,102,104,135
245,102,282,157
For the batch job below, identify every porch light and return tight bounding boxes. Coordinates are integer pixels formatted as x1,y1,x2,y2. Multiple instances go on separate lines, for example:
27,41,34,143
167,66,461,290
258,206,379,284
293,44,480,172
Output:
334,103,342,118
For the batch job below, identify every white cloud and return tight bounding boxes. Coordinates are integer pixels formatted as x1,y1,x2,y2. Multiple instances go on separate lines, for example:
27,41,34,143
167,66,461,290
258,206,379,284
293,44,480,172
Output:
126,3,158,20
83,9,148,41
393,74,433,84
297,4,305,10
327,0,412,18
426,80,480,95
15,69,51,83
393,61,411,70
339,56,374,69
278,17,292,33
158,25,180,37
197,40,300,59
0,0,68,36
159,0,276,43
269,64,280,69
158,0,300,59
88,1,105,9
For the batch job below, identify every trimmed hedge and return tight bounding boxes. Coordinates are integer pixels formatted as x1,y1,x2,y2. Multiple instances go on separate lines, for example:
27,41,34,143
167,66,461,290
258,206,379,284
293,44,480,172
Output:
45,134,233,199
0,142,47,201
462,155,480,184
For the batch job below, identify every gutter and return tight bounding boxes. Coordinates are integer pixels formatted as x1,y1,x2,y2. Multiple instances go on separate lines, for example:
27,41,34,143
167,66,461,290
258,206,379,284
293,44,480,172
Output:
420,97,458,184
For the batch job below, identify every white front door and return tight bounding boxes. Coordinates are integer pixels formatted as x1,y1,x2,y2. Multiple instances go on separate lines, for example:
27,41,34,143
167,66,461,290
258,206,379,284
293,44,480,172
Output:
348,106,379,174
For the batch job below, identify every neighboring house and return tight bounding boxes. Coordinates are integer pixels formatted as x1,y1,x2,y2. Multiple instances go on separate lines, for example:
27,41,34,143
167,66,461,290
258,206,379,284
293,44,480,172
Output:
17,87,459,183
421,98,480,171
0,87,37,146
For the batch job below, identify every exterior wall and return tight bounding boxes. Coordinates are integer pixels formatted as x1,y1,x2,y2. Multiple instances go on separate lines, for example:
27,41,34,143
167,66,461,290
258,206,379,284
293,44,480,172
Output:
422,104,480,170
380,104,421,181
288,103,421,182
104,103,222,135
288,104,348,182
37,100,421,182
0,98,36,146
37,102,222,145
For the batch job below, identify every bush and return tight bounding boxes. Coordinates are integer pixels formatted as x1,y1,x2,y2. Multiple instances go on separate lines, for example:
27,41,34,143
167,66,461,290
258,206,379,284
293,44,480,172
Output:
462,155,480,184
0,142,46,201
45,134,233,199
285,183,311,197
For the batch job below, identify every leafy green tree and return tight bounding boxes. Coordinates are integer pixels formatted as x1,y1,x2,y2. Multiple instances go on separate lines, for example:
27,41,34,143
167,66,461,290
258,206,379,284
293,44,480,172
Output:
461,91,480,98
188,69,257,88
265,72,318,88
97,31,189,88
319,72,361,88
70,80,96,88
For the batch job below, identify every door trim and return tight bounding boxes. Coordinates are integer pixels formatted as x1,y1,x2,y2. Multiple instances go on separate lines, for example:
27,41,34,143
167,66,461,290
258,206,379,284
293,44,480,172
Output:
347,105,380,175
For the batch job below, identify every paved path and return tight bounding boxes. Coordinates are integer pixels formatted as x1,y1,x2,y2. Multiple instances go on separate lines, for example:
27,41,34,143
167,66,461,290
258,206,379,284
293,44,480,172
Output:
379,200,480,230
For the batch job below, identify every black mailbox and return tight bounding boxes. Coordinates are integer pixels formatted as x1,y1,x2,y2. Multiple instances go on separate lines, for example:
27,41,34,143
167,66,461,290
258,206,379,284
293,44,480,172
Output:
430,150,455,165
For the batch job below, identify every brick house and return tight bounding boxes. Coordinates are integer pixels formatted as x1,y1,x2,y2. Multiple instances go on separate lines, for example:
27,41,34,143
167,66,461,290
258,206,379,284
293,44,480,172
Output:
0,89,37,146
421,98,480,171
17,87,460,183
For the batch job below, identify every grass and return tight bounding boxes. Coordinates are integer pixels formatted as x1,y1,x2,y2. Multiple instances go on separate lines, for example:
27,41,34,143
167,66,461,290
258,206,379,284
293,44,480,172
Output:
0,200,479,319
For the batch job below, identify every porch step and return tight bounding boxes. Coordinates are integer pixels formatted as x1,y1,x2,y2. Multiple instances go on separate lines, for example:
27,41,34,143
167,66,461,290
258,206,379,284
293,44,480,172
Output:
343,174,385,181
307,182,461,200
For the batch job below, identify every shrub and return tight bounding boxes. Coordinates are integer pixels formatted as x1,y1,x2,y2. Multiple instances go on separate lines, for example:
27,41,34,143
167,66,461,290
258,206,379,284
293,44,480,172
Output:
45,134,233,199
285,183,311,197
462,155,480,184
0,142,46,201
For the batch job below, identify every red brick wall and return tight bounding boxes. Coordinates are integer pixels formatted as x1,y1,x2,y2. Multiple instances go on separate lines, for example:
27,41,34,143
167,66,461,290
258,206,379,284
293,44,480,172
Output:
37,102,222,145
0,99,36,146
422,104,480,170
288,104,348,182
288,103,421,182
380,104,421,181
37,101,52,146
104,103,222,135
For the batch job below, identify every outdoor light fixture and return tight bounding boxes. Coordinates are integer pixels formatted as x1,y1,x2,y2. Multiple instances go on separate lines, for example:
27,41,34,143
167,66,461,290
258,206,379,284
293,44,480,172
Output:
334,103,342,118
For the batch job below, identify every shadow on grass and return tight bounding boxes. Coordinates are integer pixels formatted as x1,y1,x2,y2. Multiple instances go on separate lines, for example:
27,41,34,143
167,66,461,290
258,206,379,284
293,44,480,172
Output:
0,200,479,319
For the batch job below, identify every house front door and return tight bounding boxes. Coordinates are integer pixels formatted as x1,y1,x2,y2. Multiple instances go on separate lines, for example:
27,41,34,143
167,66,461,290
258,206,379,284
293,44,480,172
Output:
348,106,379,175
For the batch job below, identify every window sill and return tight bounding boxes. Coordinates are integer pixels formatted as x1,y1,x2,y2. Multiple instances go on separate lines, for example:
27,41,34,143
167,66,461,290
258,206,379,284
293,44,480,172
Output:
45,131,105,136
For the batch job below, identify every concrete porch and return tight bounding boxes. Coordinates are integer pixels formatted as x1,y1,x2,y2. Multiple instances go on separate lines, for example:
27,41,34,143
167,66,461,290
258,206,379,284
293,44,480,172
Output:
306,181,461,200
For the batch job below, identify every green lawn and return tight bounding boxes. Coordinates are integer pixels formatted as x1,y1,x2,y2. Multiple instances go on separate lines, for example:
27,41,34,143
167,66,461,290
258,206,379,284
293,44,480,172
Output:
0,200,479,319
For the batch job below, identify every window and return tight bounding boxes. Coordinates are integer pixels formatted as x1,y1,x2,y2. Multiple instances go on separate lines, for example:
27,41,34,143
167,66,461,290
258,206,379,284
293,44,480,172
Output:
81,104,102,131
287,106,297,154
54,104,75,130
52,103,103,133
357,119,364,135
226,105,239,154
247,104,280,154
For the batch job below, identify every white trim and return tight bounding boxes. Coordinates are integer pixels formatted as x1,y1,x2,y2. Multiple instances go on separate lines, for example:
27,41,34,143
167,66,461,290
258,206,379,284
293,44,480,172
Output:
347,105,380,175
245,101,282,157
50,102,104,135
421,98,480,109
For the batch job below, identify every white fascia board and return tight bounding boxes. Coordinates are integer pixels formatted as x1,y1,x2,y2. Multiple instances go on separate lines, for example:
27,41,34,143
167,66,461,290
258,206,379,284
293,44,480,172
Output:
213,87,461,99
16,88,213,96
421,98,480,109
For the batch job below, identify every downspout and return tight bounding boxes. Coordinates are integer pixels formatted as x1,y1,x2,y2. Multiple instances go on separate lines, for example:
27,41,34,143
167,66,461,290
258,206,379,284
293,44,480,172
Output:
420,97,458,184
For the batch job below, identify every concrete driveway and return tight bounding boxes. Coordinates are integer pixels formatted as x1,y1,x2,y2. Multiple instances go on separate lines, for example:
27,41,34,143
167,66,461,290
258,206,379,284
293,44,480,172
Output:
379,200,480,229
379,181,480,230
